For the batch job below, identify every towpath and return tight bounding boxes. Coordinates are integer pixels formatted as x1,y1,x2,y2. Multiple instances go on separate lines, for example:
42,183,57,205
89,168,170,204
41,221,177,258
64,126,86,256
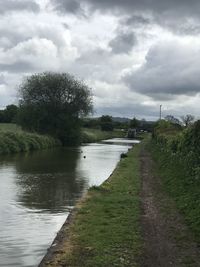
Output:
140,147,200,267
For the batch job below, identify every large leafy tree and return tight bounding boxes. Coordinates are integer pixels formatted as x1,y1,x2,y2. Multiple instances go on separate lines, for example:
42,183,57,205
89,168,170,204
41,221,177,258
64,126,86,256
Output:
18,72,93,145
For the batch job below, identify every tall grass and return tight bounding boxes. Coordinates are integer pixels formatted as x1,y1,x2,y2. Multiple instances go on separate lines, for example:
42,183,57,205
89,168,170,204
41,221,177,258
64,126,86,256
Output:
0,131,61,155
0,123,22,132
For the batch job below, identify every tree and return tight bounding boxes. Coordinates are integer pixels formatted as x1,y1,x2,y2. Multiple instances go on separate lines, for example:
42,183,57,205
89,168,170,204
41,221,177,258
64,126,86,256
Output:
165,115,181,125
4,104,18,123
181,114,195,127
18,72,93,145
130,117,139,128
100,115,113,131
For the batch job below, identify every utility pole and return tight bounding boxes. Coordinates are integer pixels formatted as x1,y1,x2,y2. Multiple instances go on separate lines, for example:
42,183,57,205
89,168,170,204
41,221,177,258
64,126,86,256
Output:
159,105,162,120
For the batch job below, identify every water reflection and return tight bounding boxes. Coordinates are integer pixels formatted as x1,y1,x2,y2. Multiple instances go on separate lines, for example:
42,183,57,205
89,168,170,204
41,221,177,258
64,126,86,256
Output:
0,140,134,267
14,148,86,211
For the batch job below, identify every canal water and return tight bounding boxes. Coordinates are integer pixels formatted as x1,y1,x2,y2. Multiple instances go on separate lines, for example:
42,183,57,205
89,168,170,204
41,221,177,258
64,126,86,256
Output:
0,138,139,267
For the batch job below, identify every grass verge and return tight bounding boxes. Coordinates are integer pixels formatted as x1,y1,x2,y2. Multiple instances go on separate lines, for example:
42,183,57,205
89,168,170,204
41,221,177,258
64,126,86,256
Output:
43,144,142,267
81,128,125,143
148,141,200,242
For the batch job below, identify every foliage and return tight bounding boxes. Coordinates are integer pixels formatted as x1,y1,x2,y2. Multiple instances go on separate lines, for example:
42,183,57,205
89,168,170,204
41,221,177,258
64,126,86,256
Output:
18,72,93,145
165,115,181,125
81,118,100,129
130,117,139,128
0,131,61,155
100,115,114,131
181,114,195,127
82,117,130,130
0,105,19,123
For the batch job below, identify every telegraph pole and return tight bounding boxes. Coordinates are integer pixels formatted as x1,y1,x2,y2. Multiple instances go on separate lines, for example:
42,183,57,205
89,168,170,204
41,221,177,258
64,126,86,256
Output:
159,105,162,120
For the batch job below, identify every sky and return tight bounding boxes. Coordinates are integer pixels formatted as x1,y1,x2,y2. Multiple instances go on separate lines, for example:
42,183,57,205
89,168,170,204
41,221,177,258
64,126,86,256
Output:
1,0,200,120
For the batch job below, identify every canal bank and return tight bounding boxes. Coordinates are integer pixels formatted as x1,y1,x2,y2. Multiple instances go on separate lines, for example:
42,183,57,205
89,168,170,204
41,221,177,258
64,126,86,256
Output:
0,138,137,267
39,142,142,267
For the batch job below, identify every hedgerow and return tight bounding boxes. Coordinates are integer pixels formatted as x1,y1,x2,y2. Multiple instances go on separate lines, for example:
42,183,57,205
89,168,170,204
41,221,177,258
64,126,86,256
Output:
151,120,200,240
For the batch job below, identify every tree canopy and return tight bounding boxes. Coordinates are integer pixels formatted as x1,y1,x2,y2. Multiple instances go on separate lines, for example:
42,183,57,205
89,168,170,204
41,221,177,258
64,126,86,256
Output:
100,115,114,131
0,104,18,123
181,114,195,127
18,72,93,145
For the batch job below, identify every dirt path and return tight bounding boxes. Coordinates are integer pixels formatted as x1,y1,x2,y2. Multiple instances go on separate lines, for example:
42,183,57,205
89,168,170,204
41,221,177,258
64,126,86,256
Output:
140,148,200,267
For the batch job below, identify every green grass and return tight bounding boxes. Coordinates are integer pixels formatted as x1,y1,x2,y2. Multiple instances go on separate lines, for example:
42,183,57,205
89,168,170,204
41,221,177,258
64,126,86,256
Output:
81,128,125,143
149,141,200,242
0,123,61,154
51,144,142,267
0,123,22,132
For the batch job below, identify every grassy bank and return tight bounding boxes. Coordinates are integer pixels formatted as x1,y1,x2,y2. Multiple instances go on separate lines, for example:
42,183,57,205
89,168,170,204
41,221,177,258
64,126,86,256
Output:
149,142,200,242
0,128,61,154
44,144,142,267
150,120,200,241
0,123,22,132
81,128,125,143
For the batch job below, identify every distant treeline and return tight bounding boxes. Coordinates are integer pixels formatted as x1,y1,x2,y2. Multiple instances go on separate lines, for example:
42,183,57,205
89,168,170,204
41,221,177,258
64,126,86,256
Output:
0,105,18,123
0,104,155,134
151,119,200,241
82,116,155,132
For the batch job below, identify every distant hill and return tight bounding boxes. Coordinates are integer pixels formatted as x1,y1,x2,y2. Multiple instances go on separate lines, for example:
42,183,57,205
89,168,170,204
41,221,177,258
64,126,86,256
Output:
112,117,131,123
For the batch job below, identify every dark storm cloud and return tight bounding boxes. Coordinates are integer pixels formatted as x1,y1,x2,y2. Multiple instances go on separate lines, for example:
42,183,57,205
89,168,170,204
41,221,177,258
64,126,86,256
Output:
123,40,200,99
51,0,200,33
50,0,85,15
0,0,40,14
83,0,200,17
109,31,137,54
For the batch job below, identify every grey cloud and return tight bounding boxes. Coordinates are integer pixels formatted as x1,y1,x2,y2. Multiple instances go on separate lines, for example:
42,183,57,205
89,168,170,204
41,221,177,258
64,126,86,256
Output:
0,23,68,51
0,74,6,84
54,0,200,34
169,22,200,36
109,31,137,54
0,61,37,73
62,23,70,29
122,15,151,26
96,104,159,119
50,0,85,15
77,48,109,64
83,0,200,17
0,0,40,14
123,41,200,99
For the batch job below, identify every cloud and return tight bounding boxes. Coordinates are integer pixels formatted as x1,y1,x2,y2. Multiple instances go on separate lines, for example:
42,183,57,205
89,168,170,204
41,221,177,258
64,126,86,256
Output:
109,31,137,54
50,0,85,15
0,0,39,14
51,0,200,35
123,38,200,99
0,61,36,73
83,0,200,18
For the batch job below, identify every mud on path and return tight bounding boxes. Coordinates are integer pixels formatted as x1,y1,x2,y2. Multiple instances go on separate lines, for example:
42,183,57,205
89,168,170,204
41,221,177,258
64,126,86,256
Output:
140,147,200,267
